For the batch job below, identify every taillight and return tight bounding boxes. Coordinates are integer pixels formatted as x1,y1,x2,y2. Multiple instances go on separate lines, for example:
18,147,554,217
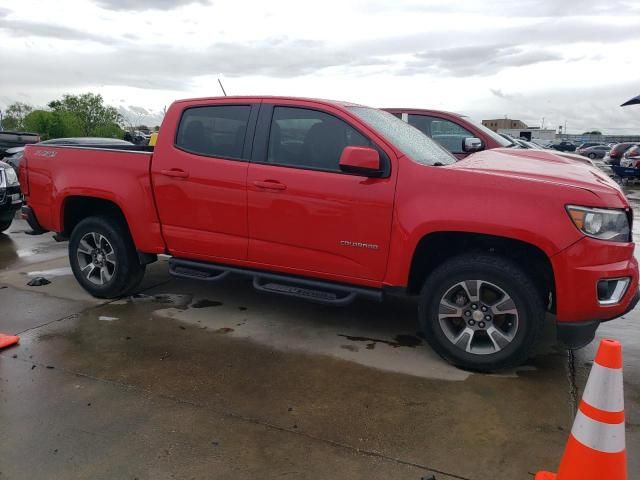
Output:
18,150,29,196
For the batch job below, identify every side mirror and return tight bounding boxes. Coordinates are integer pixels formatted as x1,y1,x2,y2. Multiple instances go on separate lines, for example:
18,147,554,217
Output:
462,137,483,153
339,146,382,176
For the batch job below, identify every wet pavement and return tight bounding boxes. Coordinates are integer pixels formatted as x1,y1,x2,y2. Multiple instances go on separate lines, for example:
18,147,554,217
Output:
1,195,640,479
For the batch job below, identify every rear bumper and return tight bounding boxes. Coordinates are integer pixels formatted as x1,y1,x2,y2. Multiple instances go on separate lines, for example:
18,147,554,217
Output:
552,236,639,323
20,204,47,234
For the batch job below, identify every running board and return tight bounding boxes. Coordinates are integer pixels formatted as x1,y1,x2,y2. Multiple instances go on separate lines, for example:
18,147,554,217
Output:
168,258,382,306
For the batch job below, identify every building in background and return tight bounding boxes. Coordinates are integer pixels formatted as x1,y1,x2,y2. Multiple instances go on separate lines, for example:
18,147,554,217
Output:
482,118,528,131
483,116,640,144
498,127,556,143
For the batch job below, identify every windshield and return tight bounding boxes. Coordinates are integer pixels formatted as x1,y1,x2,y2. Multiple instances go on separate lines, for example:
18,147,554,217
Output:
347,107,456,166
461,116,514,148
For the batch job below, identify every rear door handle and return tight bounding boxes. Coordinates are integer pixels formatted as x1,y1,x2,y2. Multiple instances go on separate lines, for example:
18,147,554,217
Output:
160,169,189,179
253,180,287,191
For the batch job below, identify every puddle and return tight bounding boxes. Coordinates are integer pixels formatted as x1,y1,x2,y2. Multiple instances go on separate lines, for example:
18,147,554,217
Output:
340,344,359,352
26,267,72,278
213,327,234,334
17,248,44,258
127,293,193,308
191,299,223,309
337,333,423,349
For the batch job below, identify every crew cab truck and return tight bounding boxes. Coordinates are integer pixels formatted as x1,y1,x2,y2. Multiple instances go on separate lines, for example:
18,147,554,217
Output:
20,96,639,371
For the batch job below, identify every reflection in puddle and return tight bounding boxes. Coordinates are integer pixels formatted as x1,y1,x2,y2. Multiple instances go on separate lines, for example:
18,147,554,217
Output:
26,267,73,278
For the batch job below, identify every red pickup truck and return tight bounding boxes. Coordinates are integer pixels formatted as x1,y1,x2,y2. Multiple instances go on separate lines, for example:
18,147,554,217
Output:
20,96,639,371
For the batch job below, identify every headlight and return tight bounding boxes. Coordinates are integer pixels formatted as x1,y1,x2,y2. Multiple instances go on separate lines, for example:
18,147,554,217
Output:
566,205,630,242
4,167,19,186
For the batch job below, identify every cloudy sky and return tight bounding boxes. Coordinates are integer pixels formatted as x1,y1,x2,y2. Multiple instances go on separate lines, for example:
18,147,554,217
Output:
1,0,639,133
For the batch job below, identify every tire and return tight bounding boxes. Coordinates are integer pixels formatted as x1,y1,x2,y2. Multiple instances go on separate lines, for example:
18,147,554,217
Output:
69,215,145,298
418,254,545,372
588,153,596,159
0,216,13,233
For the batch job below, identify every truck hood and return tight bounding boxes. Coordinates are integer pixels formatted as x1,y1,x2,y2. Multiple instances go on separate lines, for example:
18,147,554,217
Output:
448,148,627,205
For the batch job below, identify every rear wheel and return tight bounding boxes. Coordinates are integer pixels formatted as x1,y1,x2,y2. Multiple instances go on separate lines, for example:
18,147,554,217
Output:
419,254,545,372
588,153,596,159
69,215,145,298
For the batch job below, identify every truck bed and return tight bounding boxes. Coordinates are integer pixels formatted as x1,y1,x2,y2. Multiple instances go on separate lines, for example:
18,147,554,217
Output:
22,144,165,254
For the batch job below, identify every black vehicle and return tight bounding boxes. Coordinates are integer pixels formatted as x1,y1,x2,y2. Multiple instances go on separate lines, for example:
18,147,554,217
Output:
607,142,638,166
0,131,40,159
3,137,135,170
550,141,577,152
0,160,22,232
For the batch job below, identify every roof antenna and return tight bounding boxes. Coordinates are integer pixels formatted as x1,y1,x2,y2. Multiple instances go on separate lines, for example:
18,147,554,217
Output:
218,78,227,96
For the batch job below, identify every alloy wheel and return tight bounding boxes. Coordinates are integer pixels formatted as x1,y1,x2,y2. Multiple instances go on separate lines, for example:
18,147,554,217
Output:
438,280,519,355
76,232,117,286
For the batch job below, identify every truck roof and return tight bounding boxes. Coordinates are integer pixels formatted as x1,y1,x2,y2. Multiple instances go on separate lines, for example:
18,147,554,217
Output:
172,96,366,109
383,108,466,118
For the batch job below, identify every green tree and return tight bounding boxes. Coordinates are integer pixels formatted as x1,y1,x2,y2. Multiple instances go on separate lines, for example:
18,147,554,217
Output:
23,109,84,140
48,93,122,137
582,130,602,135
23,110,53,139
2,102,33,131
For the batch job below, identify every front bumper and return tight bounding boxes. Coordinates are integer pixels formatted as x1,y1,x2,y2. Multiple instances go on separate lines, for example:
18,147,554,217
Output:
556,289,640,348
552,236,639,323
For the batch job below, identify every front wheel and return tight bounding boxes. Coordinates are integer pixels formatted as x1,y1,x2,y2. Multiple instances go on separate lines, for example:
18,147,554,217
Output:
588,153,596,159
419,254,545,372
69,215,145,298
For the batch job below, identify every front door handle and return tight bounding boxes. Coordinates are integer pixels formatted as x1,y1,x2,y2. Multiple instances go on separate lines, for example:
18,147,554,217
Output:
253,180,287,191
160,169,189,179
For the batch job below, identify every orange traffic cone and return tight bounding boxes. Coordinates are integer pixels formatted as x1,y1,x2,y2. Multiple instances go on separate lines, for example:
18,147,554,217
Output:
0,333,20,349
536,338,626,480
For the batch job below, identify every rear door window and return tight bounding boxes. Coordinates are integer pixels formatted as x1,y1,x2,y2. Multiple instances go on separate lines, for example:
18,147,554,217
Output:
176,105,251,159
408,115,474,154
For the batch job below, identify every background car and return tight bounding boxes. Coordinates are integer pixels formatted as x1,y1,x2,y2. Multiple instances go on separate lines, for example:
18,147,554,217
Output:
0,131,40,159
576,142,604,150
621,145,640,167
3,137,135,170
549,140,577,152
606,142,638,166
514,138,546,149
0,160,21,232
576,144,610,159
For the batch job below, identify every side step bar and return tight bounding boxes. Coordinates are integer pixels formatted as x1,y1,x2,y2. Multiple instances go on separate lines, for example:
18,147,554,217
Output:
168,258,382,306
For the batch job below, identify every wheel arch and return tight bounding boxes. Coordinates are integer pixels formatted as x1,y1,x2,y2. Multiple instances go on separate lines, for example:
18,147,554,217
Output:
61,195,157,265
61,195,128,238
407,231,555,311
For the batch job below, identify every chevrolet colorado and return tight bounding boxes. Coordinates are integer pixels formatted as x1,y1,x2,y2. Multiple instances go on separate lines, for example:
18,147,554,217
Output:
20,96,639,371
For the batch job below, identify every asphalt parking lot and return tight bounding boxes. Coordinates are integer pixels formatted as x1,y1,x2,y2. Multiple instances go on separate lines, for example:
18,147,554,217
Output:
1,195,639,479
